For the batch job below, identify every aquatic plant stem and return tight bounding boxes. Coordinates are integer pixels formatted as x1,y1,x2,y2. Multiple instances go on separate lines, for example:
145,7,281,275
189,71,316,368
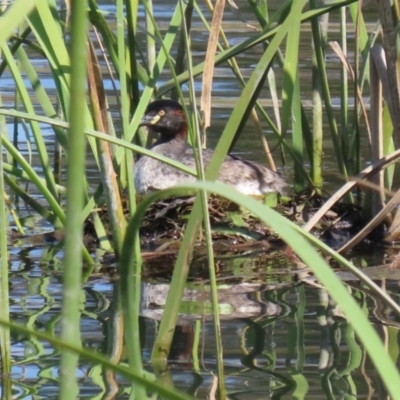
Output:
181,0,226,395
0,120,11,399
117,0,136,219
115,2,145,398
59,1,88,398
310,0,350,196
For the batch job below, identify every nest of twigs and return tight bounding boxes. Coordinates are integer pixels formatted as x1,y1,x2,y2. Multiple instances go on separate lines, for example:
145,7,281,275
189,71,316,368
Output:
84,191,363,250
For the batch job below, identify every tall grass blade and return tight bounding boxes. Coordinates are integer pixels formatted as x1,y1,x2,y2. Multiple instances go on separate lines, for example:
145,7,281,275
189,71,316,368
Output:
281,3,302,188
87,42,126,256
292,71,304,191
340,7,349,167
1,43,58,198
181,0,225,395
59,1,89,398
377,0,400,146
0,120,11,399
0,0,38,43
16,46,67,148
310,0,349,189
116,0,136,217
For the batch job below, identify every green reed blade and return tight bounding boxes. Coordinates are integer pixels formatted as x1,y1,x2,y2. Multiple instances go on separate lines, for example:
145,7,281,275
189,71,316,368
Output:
1,134,65,222
311,44,323,189
122,180,400,400
281,5,301,137
88,42,126,257
310,0,349,192
145,0,156,72
117,0,136,219
27,0,71,117
281,3,302,189
1,43,58,199
178,0,225,396
0,114,11,399
59,1,89,398
124,0,140,116
383,104,395,189
115,1,144,398
16,45,68,148
292,71,304,191
339,6,349,170
3,173,62,228
27,0,100,168
348,1,370,87
0,0,38,44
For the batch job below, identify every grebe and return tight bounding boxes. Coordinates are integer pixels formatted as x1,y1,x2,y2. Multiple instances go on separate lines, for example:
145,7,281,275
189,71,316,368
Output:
134,99,285,195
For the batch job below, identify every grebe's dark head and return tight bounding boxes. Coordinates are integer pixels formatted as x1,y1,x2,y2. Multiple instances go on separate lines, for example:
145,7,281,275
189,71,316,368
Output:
139,99,187,139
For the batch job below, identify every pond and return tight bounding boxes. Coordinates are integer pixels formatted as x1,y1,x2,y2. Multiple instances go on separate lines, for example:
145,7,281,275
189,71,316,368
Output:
3,0,400,399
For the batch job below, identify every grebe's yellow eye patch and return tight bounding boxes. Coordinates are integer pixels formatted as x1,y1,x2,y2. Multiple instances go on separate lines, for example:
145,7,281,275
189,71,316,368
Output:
158,109,166,116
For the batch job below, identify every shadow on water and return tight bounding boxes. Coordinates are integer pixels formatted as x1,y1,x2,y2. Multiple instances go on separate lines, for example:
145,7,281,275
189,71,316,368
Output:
7,235,400,398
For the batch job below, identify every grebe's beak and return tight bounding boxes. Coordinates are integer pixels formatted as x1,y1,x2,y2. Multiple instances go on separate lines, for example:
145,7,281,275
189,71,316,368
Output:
139,114,161,127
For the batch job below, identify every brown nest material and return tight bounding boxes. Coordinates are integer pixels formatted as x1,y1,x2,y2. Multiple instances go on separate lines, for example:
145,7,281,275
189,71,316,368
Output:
84,191,363,251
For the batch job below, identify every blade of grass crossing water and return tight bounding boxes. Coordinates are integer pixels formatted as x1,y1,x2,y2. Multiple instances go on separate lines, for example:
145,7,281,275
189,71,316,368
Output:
340,6,349,168
292,71,304,191
310,0,350,191
0,0,38,43
27,0,100,168
117,0,136,218
122,181,400,399
27,0,71,117
1,43,58,198
281,5,302,189
383,104,395,189
16,46,68,148
0,122,11,399
281,2,301,137
117,2,145,398
152,0,308,363
59,1,89,398
180,0,225,396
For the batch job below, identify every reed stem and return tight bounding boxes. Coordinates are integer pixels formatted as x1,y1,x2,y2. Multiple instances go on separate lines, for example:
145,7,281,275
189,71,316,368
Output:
59,1,89,398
